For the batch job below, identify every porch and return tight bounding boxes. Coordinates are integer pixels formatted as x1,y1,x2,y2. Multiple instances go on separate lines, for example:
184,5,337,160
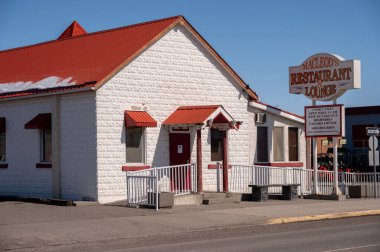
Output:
126,163,380,209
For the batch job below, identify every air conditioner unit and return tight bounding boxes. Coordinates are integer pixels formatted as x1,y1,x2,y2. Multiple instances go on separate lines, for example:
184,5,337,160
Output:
255,113,266,124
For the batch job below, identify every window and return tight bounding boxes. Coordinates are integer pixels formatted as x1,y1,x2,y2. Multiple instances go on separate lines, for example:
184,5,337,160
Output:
256,126,268,162
126,127,145,163
273,127,284,161
211,129,224,161
352,124,373,148
288,127,299,161
0,118,6,162
41,128,52,162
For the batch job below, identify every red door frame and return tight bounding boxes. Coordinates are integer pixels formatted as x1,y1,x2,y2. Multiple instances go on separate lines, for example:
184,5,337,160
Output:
222,130,228,192
169,133,191,191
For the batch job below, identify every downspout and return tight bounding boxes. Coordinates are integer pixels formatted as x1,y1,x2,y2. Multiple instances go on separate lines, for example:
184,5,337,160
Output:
52,95,61,198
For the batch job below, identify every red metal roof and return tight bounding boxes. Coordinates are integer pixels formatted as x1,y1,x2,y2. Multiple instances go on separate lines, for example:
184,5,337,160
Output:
0,16,180,85
0,15,259,101
163,105,220,125
124,111,157,127
57,21,87,40
24,113,51,129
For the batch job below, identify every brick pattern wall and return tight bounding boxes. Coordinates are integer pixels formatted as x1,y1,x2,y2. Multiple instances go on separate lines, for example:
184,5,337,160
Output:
96,25,251,202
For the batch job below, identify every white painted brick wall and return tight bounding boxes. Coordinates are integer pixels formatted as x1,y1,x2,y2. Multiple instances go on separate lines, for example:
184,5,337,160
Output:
96,24,251,202
0,97,53,198
60,92,97,201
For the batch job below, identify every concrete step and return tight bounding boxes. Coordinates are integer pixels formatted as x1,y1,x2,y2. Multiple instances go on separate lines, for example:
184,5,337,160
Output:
202,192,242,205
202,192,231,199
202,197,238,205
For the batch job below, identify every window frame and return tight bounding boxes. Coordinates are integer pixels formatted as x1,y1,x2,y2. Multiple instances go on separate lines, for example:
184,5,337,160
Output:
256,126,269,163
40,128,52,163
210,128,224,162
288,127,299,162
0,132,6,163
273,126,285,162
125,127,146,164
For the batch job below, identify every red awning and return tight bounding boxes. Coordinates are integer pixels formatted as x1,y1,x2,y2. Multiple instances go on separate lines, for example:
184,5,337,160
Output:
124,111,157,127
163,105,220,125
0,118,5,133
25,113,51,129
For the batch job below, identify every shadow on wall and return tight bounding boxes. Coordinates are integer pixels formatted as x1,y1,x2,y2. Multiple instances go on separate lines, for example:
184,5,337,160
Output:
152,126,170,167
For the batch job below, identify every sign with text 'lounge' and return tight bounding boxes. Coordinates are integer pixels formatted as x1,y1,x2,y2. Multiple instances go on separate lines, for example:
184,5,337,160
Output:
289,53,361,101
305,104,345,137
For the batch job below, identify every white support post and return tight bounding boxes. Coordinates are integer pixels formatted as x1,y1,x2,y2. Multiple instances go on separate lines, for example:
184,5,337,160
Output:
312,100,319,194
155,166,159,211
217,162,221,192
332,99,341,195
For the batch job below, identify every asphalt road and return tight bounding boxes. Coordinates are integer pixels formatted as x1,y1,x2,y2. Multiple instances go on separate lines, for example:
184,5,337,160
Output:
122,216,380,252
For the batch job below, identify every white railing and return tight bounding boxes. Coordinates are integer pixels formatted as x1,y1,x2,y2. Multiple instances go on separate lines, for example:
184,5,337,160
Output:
229,165,379,198
126,163,197,209
229,165,253,193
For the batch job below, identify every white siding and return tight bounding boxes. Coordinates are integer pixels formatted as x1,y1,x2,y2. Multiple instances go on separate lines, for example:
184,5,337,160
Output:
0,92,98,201
60,92,97,201
0,97,53,198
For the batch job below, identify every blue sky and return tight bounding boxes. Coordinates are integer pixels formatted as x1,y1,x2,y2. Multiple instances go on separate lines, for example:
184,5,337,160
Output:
1,0,379,115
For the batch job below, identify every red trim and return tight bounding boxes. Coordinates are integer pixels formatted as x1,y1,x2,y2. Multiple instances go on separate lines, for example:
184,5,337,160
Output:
305,104,343,138
36,163,52,168
222,131,228,192
124,111,157,128
25,113,51,130
208,164,233,169
122,165,150,171
254,162,304,167
196,130,202,192
0,163,8,169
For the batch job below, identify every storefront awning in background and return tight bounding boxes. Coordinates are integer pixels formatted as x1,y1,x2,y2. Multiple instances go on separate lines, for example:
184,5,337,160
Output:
24,113,51,129
0,118,5,133
163,105,241,129
124,111,157,127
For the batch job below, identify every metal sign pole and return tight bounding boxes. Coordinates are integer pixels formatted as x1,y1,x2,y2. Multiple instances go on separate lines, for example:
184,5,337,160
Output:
312,100,319,194
373,136,377,199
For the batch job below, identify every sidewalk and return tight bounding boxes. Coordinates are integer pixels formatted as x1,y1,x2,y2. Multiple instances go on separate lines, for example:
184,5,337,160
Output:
0,199,379,251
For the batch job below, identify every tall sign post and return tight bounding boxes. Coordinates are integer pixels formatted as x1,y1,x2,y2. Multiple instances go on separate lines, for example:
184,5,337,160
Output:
289,53,361,196
367,127,379,199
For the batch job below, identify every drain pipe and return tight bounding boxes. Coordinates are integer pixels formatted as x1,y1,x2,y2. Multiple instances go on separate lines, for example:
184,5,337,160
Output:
52,95,61,199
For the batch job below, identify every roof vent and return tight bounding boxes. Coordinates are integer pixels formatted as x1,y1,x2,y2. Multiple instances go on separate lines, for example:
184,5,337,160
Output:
57,21,87,40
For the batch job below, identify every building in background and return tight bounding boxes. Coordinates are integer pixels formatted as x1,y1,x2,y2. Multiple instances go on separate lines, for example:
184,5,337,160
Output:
316,106,380,171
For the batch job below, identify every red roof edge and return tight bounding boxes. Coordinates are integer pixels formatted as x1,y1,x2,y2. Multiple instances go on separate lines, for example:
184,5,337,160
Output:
252,100,304,119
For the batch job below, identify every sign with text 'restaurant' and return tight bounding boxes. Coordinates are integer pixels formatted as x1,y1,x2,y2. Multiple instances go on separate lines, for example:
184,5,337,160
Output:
305,105,344,137
289,53,361,101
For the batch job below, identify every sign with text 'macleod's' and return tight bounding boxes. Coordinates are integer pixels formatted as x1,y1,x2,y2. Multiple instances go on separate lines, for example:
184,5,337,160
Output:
305,104,345,137
289,53,361,101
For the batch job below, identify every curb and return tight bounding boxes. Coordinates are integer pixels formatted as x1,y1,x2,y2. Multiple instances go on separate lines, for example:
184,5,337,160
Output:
266,210,380,224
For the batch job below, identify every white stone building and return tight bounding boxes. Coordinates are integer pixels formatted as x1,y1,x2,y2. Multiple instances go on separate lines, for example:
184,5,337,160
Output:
0,16,305,203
